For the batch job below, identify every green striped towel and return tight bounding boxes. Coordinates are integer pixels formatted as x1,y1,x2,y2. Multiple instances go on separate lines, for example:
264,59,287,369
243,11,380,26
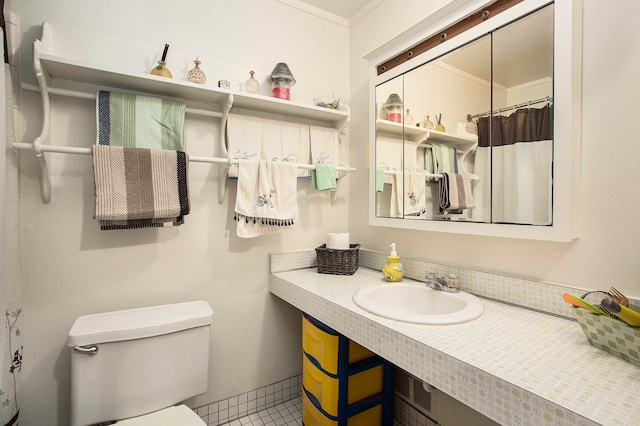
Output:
97,90,186,151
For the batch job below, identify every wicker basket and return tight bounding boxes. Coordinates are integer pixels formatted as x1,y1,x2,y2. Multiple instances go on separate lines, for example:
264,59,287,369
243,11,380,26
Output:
315,244,360,276
574,306,640,367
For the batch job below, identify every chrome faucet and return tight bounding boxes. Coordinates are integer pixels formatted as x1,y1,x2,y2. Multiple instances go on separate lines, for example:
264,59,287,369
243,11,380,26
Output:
424,271,460,293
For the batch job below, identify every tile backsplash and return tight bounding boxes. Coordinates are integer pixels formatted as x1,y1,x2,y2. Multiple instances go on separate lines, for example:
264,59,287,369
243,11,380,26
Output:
273,248,638,319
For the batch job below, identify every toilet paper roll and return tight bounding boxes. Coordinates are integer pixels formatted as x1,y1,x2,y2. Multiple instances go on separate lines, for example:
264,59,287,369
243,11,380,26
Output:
326,233,350,249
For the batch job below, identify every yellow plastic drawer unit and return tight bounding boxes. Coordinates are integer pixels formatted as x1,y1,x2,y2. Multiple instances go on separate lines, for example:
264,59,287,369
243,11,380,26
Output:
302,314,374,374
303,353,384,417
302,390,383,426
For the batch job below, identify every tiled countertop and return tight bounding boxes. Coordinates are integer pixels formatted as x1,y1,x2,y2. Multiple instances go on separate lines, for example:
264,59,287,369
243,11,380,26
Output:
270,264,640,426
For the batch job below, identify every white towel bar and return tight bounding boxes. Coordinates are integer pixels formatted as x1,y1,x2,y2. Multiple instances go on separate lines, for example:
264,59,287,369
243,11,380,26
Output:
381,170,478,181
11,142,355,171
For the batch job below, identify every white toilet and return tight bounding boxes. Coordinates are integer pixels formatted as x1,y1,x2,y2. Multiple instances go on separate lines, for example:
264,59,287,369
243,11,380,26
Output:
67,301,213,426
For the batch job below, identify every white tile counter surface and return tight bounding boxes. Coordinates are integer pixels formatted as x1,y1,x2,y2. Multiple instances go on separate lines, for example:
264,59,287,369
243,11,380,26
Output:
269,251,640,426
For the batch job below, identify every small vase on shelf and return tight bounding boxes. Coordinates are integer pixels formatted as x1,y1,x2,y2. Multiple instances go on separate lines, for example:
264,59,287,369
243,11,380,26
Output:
434,113,445,132
150,44,172,78
187,55,207,84
244,70,260,94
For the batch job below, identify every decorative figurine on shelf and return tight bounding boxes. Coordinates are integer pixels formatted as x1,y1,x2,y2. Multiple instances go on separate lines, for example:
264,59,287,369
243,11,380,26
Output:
187,54,207,84
150,44,173,78
423,113,434,129
244,70,260,94
382,93,403,123
434,113,445,132
267,63,295,100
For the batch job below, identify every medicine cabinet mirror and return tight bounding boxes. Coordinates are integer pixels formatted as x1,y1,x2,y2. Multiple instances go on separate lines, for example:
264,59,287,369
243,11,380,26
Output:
369,0,581,241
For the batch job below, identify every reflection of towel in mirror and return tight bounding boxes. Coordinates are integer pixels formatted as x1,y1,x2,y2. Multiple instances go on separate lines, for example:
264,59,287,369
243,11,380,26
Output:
431,143,458,173
375,168,385,192
227,114,262,177
405,171,426,217
390,171,425,217
234,159,298,238
438,172,474,213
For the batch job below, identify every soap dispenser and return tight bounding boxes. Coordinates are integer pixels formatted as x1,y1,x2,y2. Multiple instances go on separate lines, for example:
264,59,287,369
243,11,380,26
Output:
382,243,404,282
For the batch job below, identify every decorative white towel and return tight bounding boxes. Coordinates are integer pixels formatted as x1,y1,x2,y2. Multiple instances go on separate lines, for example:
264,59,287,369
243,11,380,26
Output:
310,126,339,173
405,171,426,217
439,172,475,213
262,119,310,177
234,159,298,238
227,114,261,177
390,171,403,218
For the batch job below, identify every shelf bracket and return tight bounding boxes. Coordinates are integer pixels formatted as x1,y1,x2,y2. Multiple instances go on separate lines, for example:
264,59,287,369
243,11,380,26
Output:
218,93,234,204
32,31,53,203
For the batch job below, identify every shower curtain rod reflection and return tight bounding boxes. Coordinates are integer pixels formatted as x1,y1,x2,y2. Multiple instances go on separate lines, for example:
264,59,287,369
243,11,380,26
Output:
466,96,552,122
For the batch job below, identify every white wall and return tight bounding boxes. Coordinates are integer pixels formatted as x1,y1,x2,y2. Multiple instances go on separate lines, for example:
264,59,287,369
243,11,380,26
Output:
5,1,350,425
350,0,640,296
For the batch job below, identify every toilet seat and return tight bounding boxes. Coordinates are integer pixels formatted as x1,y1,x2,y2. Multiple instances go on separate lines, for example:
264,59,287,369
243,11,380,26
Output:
116,404,205,425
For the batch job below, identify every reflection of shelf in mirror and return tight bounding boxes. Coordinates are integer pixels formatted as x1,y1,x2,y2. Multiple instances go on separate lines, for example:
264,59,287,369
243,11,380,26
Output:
376,119,428,139
376,119,477,148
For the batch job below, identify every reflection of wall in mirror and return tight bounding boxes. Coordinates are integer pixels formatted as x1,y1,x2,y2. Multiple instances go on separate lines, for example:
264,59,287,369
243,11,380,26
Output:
404,61,489,136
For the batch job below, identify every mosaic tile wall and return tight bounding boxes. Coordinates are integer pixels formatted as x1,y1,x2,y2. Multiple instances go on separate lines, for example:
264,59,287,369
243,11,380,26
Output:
194,375,302,425
274,248,639,319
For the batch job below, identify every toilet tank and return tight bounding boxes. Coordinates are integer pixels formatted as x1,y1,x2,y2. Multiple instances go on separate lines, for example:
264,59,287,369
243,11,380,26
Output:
67,301,213,426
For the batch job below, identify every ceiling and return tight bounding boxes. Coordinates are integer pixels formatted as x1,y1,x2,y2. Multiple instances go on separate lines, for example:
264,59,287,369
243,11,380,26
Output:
296,0,376,20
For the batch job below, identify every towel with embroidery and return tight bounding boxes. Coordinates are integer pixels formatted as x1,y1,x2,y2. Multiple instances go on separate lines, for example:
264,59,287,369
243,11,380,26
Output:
97,90,185,151
234,159,298,238
92,145,190,230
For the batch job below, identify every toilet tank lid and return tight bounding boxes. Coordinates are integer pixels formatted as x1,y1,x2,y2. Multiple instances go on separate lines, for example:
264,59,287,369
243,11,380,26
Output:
67,301,213,347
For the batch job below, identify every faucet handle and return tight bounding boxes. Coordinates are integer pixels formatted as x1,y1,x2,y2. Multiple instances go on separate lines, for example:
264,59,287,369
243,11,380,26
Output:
425,270,437,279
447,274,460,289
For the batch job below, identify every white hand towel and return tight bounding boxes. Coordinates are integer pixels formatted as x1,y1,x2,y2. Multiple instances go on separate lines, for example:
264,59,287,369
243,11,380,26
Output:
405,171,426,217
227,114,261,177
234,159,298,238
262,119,310,177
390,171,403,218
310,126,339,174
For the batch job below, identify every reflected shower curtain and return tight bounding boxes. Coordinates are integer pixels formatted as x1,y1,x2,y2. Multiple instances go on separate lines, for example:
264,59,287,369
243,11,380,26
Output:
473,105,553,225
1,52,23,425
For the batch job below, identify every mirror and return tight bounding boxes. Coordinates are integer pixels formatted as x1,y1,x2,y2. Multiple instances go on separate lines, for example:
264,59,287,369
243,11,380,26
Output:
374,5,556,226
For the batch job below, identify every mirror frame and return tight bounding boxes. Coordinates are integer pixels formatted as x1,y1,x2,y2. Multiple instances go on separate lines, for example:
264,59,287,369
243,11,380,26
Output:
367,0,582,241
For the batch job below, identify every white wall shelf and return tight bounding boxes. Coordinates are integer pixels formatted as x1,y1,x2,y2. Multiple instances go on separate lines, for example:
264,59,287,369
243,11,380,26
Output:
15,22,352,204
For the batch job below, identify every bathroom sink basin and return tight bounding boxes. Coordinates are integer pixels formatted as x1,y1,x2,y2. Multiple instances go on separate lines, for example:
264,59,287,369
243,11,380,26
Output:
352,283,483,325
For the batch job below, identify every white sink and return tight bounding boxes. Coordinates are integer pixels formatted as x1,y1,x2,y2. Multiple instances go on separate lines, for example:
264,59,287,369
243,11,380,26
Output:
352,282,483,325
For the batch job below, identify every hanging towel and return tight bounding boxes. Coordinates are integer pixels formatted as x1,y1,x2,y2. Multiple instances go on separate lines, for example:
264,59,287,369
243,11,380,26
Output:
227,114,262,178
375,168,385,192
92,145,190,230
311,164,337,191
97,90,185,151
405,171,426,217
438,172,474,214
431,143,458,174
389,171,403,218
234,159,298,238
262,119,310,177
310,125,339,172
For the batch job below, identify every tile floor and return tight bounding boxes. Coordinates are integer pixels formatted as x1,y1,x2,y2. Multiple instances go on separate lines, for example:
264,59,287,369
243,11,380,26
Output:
218,397,302,426
218,396,411,426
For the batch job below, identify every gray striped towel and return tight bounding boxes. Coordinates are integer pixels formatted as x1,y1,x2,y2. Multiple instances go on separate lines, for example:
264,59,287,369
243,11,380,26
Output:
438,172,475,214
97,90,186,151
92,145,190,230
